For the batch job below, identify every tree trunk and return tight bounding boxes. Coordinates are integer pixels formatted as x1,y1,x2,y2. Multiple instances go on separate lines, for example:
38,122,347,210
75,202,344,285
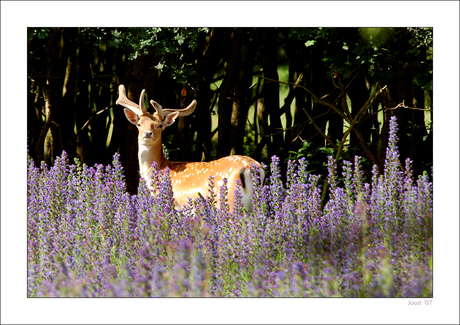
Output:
230,28,259,156
306,45,330,151
409,75,428,176
74,30,92,165
195,28,225,161
283,63,297,155
260,28,283,157
60,28,78,161
106,44,126,160
217,30,241,158
290,49,308,156
27,80,39,162
256,97,269,161
36,28,61,165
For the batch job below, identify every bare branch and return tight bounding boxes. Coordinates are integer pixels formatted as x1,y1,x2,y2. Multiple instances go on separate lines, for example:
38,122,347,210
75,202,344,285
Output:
385,101,432,111
335,74,352,120
301,105,352,161
256,74,347,120
355,84,387,123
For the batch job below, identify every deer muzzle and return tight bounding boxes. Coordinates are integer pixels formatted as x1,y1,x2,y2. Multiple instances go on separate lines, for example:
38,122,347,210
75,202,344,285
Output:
143,131,153,139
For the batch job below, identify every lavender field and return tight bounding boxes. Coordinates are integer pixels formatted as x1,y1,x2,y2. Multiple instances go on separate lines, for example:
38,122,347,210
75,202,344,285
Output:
27,117,432,297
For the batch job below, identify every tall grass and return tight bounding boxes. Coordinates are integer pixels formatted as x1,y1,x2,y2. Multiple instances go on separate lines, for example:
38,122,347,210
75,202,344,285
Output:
27,116,432,297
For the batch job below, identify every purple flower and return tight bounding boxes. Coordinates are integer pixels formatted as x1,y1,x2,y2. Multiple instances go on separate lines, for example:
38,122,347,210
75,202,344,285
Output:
327,156,338,196
268,156,285,216
231,179,244,219
26,116,432,298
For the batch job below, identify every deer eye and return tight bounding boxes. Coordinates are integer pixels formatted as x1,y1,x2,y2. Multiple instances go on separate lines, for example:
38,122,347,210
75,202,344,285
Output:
157,124,163,129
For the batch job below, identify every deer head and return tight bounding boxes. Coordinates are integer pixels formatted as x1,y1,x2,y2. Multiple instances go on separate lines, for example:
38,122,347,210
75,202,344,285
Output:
116,84,196,147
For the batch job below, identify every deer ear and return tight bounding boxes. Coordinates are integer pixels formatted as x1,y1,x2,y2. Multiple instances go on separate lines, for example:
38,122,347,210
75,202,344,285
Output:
163,111,179,127
124,108,140,125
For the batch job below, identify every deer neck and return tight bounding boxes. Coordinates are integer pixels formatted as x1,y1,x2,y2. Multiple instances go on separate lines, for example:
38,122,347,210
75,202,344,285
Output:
138,138,169,182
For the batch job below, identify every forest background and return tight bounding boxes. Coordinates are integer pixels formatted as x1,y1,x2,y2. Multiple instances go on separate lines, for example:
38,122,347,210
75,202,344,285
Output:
27,26,433,195
2,1,459,325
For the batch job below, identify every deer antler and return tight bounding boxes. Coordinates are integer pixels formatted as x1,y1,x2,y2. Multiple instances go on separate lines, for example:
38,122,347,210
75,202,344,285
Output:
116,84,149,116
116,85,142,116
117,84,195,118
150,99,197,118
139,89,148,115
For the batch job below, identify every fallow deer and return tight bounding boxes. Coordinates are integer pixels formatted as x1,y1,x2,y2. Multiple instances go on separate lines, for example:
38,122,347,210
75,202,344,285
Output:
116,84,265,212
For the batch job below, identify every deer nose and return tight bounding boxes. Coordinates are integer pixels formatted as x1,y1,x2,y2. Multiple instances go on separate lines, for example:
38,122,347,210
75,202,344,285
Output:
143,131,153,138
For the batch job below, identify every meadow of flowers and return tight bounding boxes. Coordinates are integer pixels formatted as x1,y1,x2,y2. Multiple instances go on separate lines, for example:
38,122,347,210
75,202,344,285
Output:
27,116,432,297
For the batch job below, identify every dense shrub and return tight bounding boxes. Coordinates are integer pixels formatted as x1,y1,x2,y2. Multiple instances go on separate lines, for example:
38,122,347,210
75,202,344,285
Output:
27,117,432,297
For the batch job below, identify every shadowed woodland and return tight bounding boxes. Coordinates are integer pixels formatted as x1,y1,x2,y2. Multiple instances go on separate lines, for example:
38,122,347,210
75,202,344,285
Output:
27,27,433,194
